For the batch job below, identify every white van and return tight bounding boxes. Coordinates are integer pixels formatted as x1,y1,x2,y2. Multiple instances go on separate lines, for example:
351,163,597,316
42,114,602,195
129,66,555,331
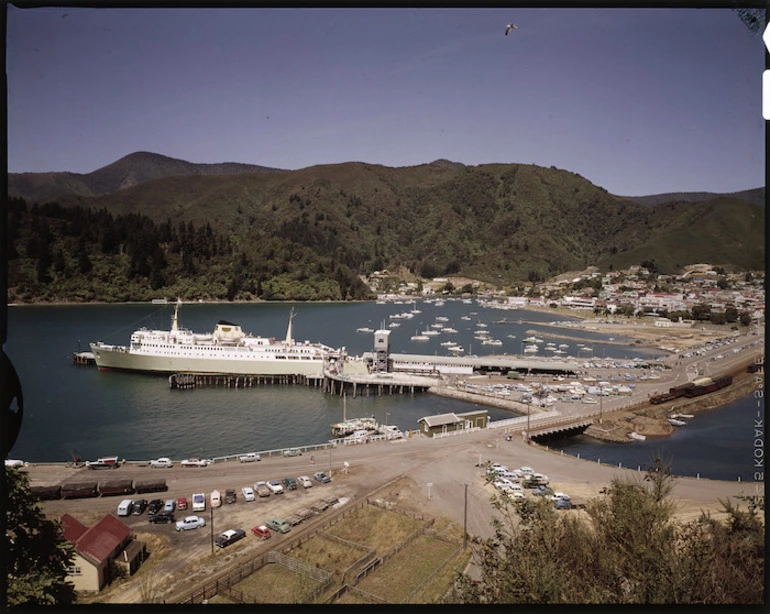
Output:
192,492,206,512
117,499,134,516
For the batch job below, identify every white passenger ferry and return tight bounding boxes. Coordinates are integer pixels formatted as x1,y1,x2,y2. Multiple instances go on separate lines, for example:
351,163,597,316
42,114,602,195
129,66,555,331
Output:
90,301,345,376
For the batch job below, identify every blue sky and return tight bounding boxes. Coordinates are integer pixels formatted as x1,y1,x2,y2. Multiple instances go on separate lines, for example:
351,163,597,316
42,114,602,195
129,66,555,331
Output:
6,6,765,196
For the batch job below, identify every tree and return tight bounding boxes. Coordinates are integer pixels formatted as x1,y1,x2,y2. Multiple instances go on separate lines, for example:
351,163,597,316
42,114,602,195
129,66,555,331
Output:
4,467,76,606
451,459,764,604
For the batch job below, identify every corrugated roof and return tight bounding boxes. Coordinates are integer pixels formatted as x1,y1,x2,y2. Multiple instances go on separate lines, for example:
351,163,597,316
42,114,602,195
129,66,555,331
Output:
418,413,460,427
71,514,131,565
60,513,88,543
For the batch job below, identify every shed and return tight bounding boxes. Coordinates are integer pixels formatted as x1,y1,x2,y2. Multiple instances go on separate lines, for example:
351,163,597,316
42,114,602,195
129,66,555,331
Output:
417,410,488,437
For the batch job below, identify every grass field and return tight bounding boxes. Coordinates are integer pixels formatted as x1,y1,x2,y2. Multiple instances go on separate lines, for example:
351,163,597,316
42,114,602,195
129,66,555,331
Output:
229,561,323,604
326,503,425,553
354,534,462,603
290,532,372,577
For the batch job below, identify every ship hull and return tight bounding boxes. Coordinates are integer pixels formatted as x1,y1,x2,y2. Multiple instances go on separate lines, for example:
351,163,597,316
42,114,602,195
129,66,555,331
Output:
90,344,327,376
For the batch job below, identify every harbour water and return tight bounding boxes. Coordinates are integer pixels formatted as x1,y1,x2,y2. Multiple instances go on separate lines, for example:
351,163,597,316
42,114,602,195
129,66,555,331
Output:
4,301,762,480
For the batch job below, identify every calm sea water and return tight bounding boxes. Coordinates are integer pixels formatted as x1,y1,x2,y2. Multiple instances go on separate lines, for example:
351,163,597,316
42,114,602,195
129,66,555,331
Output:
4,301,762,481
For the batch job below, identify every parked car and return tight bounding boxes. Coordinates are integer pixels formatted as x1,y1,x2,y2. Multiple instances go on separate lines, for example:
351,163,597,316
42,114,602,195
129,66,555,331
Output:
554,497,572,510
176,496,188,511
254,481,271,497
238,453,261,463
251,525,272,540
163,499,176,512
181,458,210,468
241,487,255,502
214,529,246,548
224,489,237,504
266,480,284,494
281,477,297,491
132,499,148,515
297,475,313,489
175,515,206,532
265,518,291,534
283,448,302,457
147,499,164,514
149,511,175,524
192,493,206,512
150,457,173,468
532,485,554,497
313,471,331,484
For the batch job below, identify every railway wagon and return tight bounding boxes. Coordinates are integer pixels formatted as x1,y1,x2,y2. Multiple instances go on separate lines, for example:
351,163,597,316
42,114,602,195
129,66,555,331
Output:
60,481,99,499
30,485,62,500
97,479,135,496
133,478,167,494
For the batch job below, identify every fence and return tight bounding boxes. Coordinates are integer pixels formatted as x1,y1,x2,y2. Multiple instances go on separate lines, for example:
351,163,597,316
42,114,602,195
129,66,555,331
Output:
430,426,482,440
405,539,463,603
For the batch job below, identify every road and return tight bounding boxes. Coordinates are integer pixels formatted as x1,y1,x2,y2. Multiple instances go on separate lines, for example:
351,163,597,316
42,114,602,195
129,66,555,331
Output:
27,405,763,603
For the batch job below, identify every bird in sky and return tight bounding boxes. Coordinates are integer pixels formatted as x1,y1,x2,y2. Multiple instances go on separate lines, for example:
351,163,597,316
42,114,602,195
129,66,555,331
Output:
505,23,517,35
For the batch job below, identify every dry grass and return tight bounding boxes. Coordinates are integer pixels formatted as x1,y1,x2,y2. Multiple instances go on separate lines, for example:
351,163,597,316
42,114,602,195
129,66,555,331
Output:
231,561,322,604
327,504,424,553
290,533,370,577
354,534,462,602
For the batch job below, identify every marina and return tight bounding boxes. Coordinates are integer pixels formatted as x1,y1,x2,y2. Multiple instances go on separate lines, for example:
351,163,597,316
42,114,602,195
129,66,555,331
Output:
5,301,763,481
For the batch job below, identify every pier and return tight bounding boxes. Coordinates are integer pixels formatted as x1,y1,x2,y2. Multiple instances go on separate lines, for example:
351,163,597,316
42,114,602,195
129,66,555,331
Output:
169,372,324,389
322,371,436,397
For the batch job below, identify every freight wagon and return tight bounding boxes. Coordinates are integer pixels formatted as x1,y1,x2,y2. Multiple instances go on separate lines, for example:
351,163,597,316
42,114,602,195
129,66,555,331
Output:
29,485,62,500
133,478,168,494
60,482,99,499
97,479,135,496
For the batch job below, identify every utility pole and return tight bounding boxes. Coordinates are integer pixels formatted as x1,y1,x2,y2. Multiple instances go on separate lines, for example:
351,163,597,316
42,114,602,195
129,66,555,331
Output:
328,445,332,478
209,504,214,555
463,483,469,550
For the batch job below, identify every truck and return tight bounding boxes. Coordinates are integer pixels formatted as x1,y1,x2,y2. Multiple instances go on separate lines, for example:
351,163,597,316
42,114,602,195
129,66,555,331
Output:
85,456,121,470
238,452,261,463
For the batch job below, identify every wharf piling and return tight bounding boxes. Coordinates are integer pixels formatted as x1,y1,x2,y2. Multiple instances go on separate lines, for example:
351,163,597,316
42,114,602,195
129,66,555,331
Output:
169,373,324,390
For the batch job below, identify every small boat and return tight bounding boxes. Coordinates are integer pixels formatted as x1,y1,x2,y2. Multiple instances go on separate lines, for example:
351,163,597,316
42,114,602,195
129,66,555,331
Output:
442,327,458,334
482,339,502,346
435,316,449,322
388,322,400,328
411,334,430,342
628,431,646,441
421,330,440,336
356,327,374,333
668,418,687,427
523,336,537,343
461,316,472,321
507,334,517,339
448,345,464,353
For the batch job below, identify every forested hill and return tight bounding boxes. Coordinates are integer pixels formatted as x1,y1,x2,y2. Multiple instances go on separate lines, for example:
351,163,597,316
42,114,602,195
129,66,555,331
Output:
8,151,283,203
5,157,764,303
622,187,764,208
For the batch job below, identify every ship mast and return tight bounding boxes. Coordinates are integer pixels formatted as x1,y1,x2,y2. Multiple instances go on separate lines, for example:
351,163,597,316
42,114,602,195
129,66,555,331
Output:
284,307,295,346
171,299,181,333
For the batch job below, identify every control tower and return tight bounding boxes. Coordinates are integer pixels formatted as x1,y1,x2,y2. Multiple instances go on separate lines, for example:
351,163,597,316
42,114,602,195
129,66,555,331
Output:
373,329,391,372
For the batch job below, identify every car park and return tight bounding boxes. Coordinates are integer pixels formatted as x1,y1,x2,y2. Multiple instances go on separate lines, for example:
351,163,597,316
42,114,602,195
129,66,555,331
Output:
181,458,210,468
224,489,237,504
176,497,188,511
313,471,331,484
176,515,206,532
265,518,291,534
241,487,256,502
254,481,271,497
163,499,176,512
214,529,246,548
150,457,173,468
251,525,272,540
297,476,313,489
283,448,302,457
281,477,297,491
192,493,206,512
149,511,175,524
147,499,164,514
238,453,261,463
132,499,147,515
266,480,284,494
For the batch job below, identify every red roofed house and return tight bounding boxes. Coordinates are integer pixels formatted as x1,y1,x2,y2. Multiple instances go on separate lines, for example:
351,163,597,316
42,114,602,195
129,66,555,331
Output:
61,513,145,592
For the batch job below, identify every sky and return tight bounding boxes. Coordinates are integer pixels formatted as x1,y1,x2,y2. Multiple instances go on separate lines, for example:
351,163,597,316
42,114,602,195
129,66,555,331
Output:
5,6,766,196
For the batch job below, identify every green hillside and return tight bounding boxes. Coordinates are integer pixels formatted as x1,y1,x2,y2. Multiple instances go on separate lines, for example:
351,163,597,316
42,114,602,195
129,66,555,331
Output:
6,158,764,303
